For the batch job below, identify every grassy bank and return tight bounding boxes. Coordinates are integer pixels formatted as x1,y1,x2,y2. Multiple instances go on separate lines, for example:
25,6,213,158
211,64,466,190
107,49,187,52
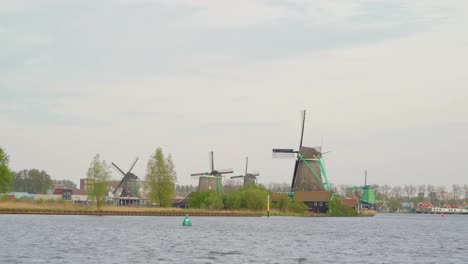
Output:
0,200,263,216
0,201,374,217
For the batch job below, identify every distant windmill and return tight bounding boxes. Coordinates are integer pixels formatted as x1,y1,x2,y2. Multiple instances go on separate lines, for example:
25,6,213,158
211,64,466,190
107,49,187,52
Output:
272,110,331,192
352,170,378,208
111,158,140,202
191,151,233,192
230,157,260,186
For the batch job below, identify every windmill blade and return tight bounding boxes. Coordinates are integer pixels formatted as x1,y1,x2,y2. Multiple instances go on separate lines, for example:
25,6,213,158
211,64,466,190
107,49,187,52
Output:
230,175,244,179
191,172,208,176
299,110,306,149
209,151,214,172
250,172,260,177
245,156,249,175
272,149,297,159
111,162,126,176
290,159,299,189
218,169,234,174
127,157,139,173
113,177,126,195
273,149,296,153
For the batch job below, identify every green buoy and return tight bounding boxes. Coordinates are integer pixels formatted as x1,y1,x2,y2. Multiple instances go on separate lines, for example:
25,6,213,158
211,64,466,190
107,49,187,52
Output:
182,215,192,226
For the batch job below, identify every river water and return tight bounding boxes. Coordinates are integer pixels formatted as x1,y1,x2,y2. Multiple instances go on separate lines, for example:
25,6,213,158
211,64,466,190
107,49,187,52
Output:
1,213,467,263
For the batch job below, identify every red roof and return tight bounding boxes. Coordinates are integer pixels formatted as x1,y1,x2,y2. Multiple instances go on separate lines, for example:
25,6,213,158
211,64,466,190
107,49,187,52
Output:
340,198,358,208
294,191,331,202
416,202,433,208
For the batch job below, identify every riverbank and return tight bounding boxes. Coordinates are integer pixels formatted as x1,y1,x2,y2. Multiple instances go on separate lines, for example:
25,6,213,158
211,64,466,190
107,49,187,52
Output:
0,201,263,216
0,201,374,217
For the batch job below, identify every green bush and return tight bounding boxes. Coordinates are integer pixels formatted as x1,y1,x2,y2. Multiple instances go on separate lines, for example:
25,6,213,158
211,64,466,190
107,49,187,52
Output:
189,191,224,210
225,191,242,210
243,186,268,211
273,195,291,212
190,185,270,211
327,197,357,217
288,201,308,213
35,198,45,205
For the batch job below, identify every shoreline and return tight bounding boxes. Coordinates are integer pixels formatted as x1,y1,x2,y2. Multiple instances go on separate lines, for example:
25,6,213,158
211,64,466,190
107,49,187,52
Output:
0,209,263,217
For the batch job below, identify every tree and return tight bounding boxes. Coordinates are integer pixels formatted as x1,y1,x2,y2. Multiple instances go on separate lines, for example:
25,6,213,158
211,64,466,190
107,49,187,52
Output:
379,184,391,200
10,169,53,194
12,170,27,192
452,184,462,202
145,148,177,207
387,198,402,213
27,169,53,194
86,154,110,210
464,184,468,199
436,185,447,203
391,185,402,199
417,184,426,199
0,147,13,194
403,185,416,200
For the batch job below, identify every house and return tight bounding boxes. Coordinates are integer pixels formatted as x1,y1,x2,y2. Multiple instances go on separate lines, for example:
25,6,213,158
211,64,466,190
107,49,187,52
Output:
54,187,73,200
293,191,332,213
375,201,389,213
6,192,34,200
339,197,359,212
416,202,433,209
172,193,191,208
400,202,415,213
402,202,414,209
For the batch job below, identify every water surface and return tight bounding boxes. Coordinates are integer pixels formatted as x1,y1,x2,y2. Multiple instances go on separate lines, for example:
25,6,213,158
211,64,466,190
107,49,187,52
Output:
1,214,467,263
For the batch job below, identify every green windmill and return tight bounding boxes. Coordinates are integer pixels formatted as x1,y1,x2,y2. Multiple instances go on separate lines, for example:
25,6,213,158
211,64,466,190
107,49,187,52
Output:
352,170,378,209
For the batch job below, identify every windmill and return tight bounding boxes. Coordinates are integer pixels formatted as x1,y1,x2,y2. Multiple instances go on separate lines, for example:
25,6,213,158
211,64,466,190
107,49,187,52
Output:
111,158,140,205
230,157,260,187
272,110,331,192
191,151,233,192
352,170,378,209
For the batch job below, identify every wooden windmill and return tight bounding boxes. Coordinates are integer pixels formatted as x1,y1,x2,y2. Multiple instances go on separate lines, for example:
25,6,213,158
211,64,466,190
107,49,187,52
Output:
191,151,233,192
272,110,331,192
230,157,260,187
111,157,141,205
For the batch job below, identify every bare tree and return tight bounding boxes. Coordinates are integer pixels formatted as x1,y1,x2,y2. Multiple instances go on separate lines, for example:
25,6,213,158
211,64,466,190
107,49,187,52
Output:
464,184,468,199
409,185,416,199
452,184,462,202
417,184,426,199
436,185,447,205
391,185,402,199
427,184,435,194
403,185,416,199
380,184,391,200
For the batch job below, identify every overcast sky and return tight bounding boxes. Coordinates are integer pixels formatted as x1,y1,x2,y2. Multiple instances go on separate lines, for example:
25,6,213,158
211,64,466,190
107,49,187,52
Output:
1,0,467,188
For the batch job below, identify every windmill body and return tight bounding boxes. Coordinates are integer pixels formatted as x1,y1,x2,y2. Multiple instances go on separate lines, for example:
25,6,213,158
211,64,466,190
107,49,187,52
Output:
191,151,233,192
352,170,378,209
